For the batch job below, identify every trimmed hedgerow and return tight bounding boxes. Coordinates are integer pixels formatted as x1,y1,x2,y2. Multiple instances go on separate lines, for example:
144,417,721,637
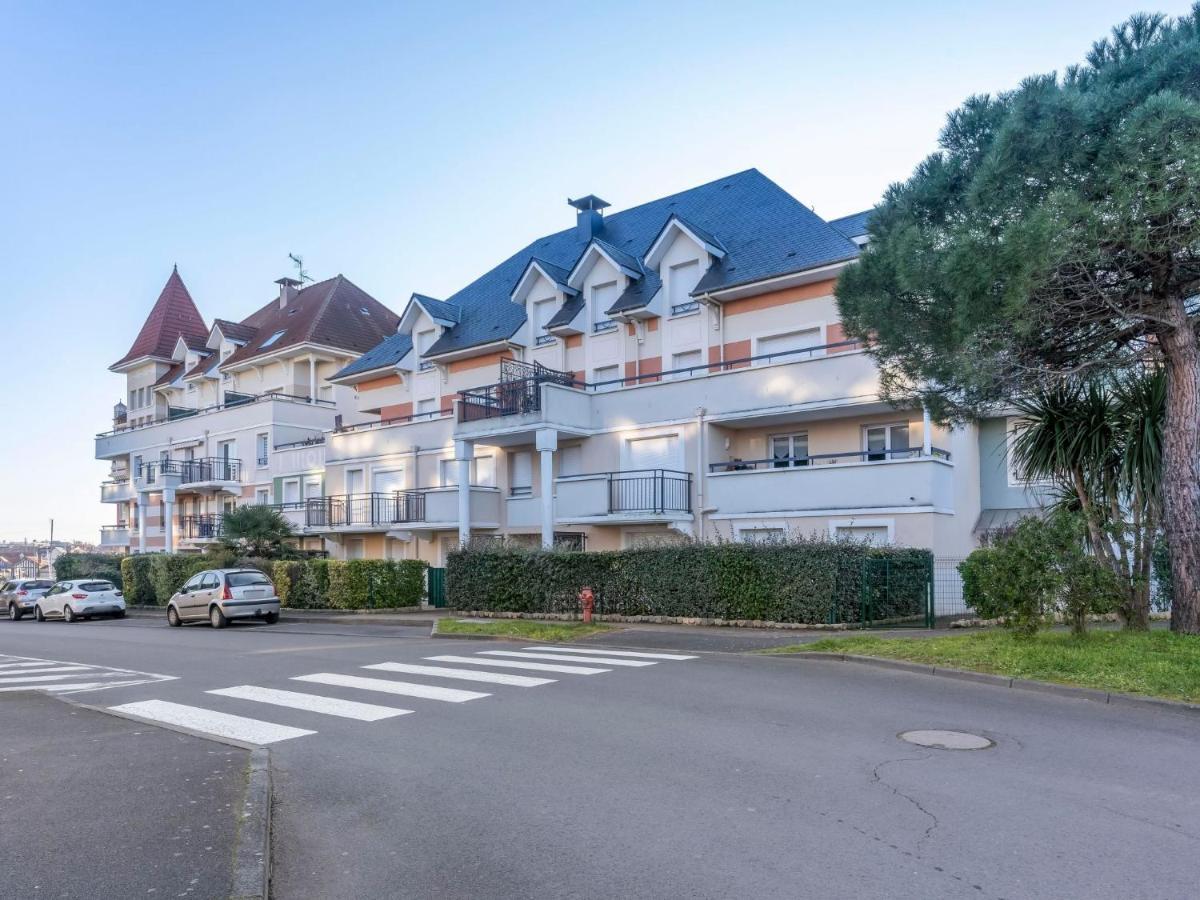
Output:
149,555,211,606
446,538,932,625
54,553,124,587
273,559,332,609
326,560,426,609
120,556,154,605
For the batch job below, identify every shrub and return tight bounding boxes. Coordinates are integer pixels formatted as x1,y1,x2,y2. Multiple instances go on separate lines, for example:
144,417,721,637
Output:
120,556,154,605
959,512,1120,635
326,560,427,610
55,553,123,587
149,554,210,605
446,538,932,625
273,559,332,609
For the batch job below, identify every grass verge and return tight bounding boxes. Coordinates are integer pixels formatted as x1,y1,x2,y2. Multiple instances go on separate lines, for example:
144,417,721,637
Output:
437,618,614,641
764,630,1200,703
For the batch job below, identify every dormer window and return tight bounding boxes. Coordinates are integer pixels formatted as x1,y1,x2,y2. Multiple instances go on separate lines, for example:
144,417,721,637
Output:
417,328,436,371
592,282,618,331
532,298,557,346
668,259,702,315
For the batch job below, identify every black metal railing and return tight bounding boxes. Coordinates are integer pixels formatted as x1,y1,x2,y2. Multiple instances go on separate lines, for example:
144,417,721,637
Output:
709,447,952,473
180,457,243,483
534,334,556,346
305,492,426,528
670,301,701,315
458,359,577,423
180,514,223,540
592,319,618,334
603,469,692,514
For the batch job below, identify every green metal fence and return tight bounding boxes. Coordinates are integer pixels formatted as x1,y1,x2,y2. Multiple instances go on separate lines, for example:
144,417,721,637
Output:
427,567,446,608
860,556,934,629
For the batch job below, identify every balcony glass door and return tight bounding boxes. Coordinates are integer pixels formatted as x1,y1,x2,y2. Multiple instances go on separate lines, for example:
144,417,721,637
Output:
770,433,808,468
864,424,910,461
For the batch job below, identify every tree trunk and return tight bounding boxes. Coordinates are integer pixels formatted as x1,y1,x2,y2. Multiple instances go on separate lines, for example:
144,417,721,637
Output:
1159,297,1200,634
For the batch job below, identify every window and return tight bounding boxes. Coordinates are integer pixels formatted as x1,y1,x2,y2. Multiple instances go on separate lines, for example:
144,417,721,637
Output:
864,423,911,462
183,573,205,592
303,475,322,498
417,329,436,370
509,451,533,497
374,468,405,494
346,539,366,560
553,532,586,551
593,364,621,390
255,488,270,505
218,440,235,462
558,445,582,477
200,572,220,590
440,458,458,487
474,455,495,487
624,435,680,472
533,298,556,343
416,398,437,416
346,469,365,496
282,479,300,504
740,527,786,544
256,433,269,467
755,327,823,364
259,330,286,349
668,349,703,379
770,433,809,468
668,259,701,314
591,282,618,329
833,525,891,546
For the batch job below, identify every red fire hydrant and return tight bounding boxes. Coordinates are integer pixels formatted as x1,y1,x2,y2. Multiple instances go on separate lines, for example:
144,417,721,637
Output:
579,586,595,624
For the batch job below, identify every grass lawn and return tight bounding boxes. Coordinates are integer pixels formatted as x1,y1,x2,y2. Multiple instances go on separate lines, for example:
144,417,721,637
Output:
436,618,614,641
765,630,1200,703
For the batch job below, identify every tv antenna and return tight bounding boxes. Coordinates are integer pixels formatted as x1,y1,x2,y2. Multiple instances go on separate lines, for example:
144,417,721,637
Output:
288,253,313,284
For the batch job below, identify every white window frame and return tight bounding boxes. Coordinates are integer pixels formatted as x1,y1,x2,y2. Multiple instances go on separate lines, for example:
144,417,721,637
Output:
620,429,683,473
768,432,810,468
592,364,621,391
345,467,366,496
255,488,270,505
667,349,703,380
591,281,618,329
751,323,827,366
862,422,912,461
282,478,301,504
828,518,895,544
256,433,269,468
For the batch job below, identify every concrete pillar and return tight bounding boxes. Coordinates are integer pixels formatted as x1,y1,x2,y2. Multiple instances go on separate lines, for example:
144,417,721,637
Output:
309,354,317,402
536,429,558,549
922,406,933,456
137,495,147,553
455,438,473,547
163,488,175,553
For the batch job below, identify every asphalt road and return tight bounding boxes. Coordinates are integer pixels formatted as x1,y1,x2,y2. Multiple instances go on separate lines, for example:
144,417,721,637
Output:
2,615,1198,900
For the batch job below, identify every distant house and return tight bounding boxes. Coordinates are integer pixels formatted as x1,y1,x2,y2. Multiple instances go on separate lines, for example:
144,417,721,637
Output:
0,553,40,580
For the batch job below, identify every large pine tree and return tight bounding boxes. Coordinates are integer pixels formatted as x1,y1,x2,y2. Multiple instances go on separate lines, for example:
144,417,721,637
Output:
835,8,1200,632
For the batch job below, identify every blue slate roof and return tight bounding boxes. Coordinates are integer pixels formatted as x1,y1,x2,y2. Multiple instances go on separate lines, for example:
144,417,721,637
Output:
331,331,413,380
827,209,873,239
412,294,461,324
375,169,859,357
607,268,661,315
546,294,585,329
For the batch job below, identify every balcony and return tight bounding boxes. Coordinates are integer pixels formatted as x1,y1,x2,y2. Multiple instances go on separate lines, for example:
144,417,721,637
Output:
179,457,243,490
420,486,502,531
305,492,426,531
180,514,223,542
556,469,693,524
99,525,130,548
100,479,134,503
705,449,955,518
456,361,590,445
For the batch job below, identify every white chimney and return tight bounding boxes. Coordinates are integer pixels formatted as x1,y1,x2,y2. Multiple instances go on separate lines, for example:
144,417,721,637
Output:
275,277,302,308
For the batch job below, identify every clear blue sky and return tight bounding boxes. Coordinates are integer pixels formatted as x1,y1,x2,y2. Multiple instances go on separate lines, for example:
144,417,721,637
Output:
0,0,1187,543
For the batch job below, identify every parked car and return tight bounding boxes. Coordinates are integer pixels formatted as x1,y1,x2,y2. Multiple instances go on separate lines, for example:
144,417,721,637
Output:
35,580,126,622
2,579,54,621
166,569,280,629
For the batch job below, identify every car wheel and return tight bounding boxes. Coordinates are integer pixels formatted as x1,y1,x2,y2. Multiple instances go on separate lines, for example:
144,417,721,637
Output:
35,605,45,622
264,612,279,625
209,606,228,629
63,606,76,623
112,610,125,619
8,604,21,621
167,606,182,628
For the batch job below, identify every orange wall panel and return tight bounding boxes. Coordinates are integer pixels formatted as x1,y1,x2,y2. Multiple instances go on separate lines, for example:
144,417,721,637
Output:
447,350,513,374
356,373,403,392
381,401,413,420
722,278,838,317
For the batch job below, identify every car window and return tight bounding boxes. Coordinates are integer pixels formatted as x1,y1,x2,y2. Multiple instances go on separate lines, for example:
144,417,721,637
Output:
28,580,52,589
227,571,271,587
80,581,115,592
183,574,205,591
201,573,220,590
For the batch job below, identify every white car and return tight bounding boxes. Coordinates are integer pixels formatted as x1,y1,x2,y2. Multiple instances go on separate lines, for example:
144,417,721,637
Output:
36,579,126,622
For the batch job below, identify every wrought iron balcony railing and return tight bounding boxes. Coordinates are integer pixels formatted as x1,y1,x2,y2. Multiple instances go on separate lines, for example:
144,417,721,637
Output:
180,514,223,540
304,492,426,528
708,447,952,473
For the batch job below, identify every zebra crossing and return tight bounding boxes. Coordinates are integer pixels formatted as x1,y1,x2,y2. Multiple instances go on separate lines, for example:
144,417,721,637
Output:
105,646,698,746
0,653,176,694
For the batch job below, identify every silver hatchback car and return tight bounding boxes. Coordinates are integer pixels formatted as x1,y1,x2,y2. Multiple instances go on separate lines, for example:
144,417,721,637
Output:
2,579,54,621
166,568,280,628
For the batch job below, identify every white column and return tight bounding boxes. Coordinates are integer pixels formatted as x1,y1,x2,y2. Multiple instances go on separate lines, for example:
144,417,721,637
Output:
455,439,473,547
137,495,147,553
309,354,317,402
536,429,558,549
163,488,175,553
922,406,933,456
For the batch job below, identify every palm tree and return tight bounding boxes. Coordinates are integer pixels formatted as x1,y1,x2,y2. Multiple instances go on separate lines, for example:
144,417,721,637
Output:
1011,368,1164,629
220,505,295,559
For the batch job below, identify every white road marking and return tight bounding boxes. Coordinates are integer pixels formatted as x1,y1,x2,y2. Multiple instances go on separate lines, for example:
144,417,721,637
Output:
0,654,177,695
524,646,699,660
479,651,656,668
207,686,413,722
0,661,60,669
363,662,555,687
0,679,153,694
0,673,101,685
292,673,490,703
0,666,94,676
425,655,610,675
108,700,315,745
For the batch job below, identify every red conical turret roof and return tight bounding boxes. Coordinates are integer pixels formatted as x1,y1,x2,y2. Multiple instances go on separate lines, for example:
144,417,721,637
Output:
111,267,208,369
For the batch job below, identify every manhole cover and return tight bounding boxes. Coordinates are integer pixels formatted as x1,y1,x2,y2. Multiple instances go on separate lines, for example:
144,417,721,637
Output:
899,730,993,750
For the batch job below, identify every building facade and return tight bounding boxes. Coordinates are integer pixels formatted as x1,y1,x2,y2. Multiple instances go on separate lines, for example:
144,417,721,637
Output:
96,170,1042,562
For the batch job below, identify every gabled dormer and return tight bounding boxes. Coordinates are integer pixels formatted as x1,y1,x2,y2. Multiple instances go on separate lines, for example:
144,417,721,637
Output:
566,238,647,333
396,293,461,372
511,258,578,346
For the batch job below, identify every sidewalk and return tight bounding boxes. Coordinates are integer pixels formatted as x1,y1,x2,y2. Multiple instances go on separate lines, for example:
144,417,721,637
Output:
0,692,250,900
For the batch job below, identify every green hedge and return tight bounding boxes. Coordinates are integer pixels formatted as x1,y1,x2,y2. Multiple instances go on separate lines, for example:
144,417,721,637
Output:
54,553,123,587
120,556,155,605
326,560,426,609
446,540,932,624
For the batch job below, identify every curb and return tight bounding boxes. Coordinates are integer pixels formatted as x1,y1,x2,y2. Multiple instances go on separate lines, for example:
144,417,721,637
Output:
122,606,437,628
230,748,272,900
780,653,1200,717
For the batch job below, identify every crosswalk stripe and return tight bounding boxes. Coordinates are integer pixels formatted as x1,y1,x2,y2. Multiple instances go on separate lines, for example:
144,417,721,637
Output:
0,682,106,693
0,661,56,669
207,686,413,722
0,673,101,685
109,700,315,745
425,655,610,675
523,646,699,660
479,651,656,668
363,662,555,687
292,673,489,703
0,666,94,676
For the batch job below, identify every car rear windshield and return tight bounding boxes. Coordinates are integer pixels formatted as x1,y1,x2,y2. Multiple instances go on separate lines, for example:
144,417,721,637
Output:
80,582,116,592
24,580,53,589
227,571,271,587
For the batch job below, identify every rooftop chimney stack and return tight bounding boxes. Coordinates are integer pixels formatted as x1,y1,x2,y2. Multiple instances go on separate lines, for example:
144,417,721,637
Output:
568,195,611,241
275,276,302,309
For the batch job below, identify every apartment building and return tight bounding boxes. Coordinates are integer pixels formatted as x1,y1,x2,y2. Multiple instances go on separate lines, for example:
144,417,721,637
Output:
97,170,1044,561
96,269,399,554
